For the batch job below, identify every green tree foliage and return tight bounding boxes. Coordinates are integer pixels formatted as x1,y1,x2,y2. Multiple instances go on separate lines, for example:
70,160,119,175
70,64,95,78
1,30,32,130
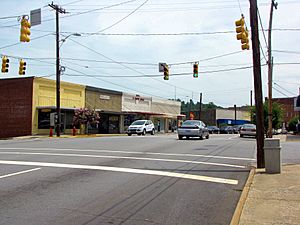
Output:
250,102,284,132
288,116,299,132
73,108,100,126
181,100,222,113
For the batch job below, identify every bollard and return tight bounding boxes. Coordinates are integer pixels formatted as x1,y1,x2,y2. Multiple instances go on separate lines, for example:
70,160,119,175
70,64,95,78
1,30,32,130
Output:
49,127,53,137
264,138,281,174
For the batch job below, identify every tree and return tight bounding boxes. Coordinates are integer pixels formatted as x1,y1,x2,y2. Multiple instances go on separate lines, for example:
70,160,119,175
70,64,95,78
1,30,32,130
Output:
288,116,299,133
250,102,283,132
73,108,100,128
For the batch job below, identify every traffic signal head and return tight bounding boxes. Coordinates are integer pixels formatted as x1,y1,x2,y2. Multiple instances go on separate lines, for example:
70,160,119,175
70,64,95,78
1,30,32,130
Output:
20,17,31,42
19,59,26,75
1,56,9,73
235,16,250,50
193,63,198,78
163,65,169,80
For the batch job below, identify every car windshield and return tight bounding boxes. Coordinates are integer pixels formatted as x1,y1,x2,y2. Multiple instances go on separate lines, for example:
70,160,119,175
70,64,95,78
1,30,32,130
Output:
131,120,146,125
182,121,200,126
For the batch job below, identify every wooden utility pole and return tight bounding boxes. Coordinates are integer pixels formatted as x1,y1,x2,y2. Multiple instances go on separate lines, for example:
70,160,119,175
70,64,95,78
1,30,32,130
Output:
250,0,265,168
267,0,278,138
234,104,237,125
199,93,202,120
49,2,66,137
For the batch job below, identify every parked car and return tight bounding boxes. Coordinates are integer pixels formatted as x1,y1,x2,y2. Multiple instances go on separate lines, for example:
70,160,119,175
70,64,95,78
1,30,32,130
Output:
232,125,243,134
177,120,209,140
127,120,155,136
220,126,234,134
240,124,256,137
207,126,220,134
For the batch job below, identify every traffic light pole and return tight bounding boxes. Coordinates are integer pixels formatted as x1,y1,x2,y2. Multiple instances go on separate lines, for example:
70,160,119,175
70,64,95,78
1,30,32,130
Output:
49,2,66,137
250,0,265,168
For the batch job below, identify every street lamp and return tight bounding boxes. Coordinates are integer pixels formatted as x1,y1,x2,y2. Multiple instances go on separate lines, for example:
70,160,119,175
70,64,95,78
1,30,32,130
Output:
56,32,81,137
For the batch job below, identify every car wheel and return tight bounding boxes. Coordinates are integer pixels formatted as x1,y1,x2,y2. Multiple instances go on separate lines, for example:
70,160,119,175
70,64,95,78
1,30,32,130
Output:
127,133,132,136
151,129,155,135
206,134,209,139
199,134,203,140
142,129,146,135
137,133,141,136
178,135,183,140
186,136,190,140
240,134,243,137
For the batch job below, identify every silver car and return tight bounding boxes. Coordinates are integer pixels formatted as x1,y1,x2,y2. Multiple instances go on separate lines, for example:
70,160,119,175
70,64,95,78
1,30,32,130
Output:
178,120,209,140
240,124,256,137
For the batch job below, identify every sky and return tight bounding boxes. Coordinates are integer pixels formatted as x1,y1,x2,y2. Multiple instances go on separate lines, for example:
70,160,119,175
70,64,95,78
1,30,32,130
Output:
0,0,299,107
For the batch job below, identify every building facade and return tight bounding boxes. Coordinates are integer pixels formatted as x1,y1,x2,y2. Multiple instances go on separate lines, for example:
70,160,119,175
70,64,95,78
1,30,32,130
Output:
272,97,299,127
0,77,181,138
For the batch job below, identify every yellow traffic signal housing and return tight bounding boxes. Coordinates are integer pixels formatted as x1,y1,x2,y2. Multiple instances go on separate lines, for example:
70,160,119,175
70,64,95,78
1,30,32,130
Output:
1,56,9,73
20,17,31,42
235,17,250,50
163,65,169,80
19,59,26,75
193,63,198,78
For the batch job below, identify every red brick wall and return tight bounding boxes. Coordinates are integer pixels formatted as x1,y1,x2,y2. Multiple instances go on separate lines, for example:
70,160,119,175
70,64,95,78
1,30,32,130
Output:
273,97,298,124
0,77,33,138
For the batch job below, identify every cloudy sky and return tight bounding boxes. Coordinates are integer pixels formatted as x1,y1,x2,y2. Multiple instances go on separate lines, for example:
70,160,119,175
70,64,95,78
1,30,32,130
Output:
0,0,299,107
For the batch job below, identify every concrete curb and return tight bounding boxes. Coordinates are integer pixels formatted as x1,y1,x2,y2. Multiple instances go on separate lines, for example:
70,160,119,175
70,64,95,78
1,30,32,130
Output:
230,166,256,225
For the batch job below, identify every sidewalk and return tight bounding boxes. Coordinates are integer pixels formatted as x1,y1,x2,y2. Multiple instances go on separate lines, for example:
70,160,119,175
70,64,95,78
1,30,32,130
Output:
237,164,300,225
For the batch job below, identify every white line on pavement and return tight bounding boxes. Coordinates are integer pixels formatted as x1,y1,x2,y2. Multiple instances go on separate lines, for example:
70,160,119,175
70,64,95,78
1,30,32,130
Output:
0,160,238,185
0,151,246,168
0,147,255,161
0,167,41,179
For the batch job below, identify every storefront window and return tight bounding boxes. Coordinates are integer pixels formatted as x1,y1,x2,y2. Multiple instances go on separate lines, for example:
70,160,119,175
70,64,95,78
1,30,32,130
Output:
38,109,52,129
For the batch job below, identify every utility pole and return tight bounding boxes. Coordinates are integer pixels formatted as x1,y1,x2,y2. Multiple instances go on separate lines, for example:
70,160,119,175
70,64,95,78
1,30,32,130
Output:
250,0,265,168
234,104,237,125
49,2,66,137
199,93,202,120
267,0,278,138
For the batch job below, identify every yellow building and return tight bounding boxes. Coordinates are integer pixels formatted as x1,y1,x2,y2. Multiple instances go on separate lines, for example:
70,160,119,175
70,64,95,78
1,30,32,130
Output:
32,77,85,135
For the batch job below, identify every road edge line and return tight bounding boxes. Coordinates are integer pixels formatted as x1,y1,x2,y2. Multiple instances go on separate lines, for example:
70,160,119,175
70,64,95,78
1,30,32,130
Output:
229,166,256,225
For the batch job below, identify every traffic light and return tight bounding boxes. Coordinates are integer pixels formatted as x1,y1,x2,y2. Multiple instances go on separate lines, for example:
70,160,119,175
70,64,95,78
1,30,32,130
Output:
20,17,31,42
235,16,249,50
193,63,198,78
19,59,26,75
1,56,9,73
163,65,169,80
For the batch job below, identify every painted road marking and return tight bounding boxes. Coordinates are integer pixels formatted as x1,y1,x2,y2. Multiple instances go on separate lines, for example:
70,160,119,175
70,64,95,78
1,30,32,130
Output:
0,151,246,168
0,147,255,161
0,160,238,185
0,167,41,179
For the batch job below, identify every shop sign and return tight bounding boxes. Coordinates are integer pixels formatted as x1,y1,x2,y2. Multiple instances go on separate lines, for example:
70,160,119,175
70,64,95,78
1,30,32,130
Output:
100,95,110,100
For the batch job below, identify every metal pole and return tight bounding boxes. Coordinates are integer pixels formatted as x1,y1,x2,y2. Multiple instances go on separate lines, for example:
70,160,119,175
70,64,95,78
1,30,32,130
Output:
267,0,278,138
234,104,237,125
250,0,265,168
199,93,202,120
250,90,253,122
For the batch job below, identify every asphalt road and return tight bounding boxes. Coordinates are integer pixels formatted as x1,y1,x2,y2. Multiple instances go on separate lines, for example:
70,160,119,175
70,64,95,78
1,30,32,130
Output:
0,134,298,225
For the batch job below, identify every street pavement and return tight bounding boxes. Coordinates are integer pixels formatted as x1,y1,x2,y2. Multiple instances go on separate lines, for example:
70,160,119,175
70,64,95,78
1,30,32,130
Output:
1,133,299,225
0,134,254,225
